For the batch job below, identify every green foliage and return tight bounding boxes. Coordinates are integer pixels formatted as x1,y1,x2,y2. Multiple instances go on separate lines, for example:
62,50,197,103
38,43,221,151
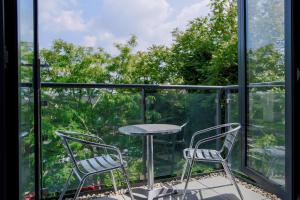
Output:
40,39,110,83
38,0,240,86
20,42,34,82
169,0,238,85
248,45,284,83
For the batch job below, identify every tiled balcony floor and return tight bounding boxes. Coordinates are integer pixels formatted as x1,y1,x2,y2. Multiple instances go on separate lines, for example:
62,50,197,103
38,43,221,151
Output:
79,174,280,200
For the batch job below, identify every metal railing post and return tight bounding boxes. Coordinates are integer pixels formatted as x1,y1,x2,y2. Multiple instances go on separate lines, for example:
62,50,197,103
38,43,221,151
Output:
225,89,232,166
141,88,146,123
215,89,222,169
215,89,222,149
141,88,147,181
226,89,232,124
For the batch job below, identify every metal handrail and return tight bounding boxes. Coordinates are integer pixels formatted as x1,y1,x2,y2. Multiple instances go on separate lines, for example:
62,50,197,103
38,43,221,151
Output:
20,81,285,90
20,81,284,197
21,82,225,90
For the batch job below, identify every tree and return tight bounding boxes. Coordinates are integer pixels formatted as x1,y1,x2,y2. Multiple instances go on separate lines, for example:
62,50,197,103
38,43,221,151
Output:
40,39,110,83
169,0,238,85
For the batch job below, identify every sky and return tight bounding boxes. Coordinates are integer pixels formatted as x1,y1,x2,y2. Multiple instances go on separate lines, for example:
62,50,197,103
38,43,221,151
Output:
37,0,210,54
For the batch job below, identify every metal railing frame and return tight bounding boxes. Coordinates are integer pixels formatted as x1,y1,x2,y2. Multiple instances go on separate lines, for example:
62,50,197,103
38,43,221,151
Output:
20,81,284,198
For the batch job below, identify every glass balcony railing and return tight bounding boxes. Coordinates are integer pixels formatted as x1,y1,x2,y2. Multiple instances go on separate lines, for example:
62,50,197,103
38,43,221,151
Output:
38,84,231,197
19,82,284,199
247,86,285,186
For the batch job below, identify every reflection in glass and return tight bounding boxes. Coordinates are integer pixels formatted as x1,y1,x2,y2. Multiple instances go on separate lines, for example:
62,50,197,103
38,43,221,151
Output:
19,0,35,199
246,0,285,187
226,91,241,171
247,89,285,186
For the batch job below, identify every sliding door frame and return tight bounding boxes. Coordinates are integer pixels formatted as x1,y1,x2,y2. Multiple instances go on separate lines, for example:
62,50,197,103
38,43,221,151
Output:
0,0,7,198
0,0,41,199
1,0,20,199
238,0,294,199
33,0,42,199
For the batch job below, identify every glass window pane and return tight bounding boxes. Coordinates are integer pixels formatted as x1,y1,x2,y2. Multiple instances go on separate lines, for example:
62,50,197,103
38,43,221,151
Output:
246,0,285,187
19,0,35,199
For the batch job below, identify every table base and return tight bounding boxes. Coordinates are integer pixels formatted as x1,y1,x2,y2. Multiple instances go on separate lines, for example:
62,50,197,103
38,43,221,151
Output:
129,187,178,200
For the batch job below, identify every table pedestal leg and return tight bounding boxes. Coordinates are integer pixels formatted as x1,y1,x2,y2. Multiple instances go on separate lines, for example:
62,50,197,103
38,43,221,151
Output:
147,135,154,190
129,135,177,200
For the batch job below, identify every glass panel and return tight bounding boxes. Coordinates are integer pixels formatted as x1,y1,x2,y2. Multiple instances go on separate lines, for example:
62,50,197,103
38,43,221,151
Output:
247,89,285,185
40,87,219,197
146,90,218,177
41,88,143,197
226,90,241,171
19,0,35,199
246,0,285,187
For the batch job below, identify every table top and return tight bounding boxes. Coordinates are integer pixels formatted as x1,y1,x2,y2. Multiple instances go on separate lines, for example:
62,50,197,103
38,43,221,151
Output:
118,124,182,136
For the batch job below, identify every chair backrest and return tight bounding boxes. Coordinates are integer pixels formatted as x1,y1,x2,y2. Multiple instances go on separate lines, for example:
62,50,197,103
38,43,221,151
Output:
55,130,103,172
220,123,241,159
55,130,80,168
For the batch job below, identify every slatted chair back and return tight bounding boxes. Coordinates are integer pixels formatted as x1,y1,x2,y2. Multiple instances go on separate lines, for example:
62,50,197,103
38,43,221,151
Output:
220,123,241,160
55,130,78,166
55,130,104,173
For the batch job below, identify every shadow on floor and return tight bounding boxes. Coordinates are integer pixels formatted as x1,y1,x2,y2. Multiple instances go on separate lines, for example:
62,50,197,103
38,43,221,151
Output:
202,193,240,200
92,193,240,200
94,191,239,200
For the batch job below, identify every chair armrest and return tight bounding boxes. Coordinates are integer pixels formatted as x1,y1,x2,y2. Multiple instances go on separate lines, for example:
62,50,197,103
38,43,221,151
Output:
189,123,237,148
56,130,110,156
184,132,229,161
66,136,125,165
187,124,240,160
59,130,106,144
194,132,229,149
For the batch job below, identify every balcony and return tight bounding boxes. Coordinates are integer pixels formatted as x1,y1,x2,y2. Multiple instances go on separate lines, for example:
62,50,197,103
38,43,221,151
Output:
20,82,284,200
1,0,297,198
81,172,279,200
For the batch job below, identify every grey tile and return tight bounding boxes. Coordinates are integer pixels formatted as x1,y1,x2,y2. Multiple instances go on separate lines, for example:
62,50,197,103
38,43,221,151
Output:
86,175,271,200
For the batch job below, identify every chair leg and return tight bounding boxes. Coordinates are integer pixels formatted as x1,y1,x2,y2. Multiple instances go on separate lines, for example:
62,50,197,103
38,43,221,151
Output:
170,136,176,175
121,166,135,200
110,170,118,193
222,162,244,200
182,159,194,200
73,177,86,200
266,158,276,178
58,169,74,200
180,160,188,182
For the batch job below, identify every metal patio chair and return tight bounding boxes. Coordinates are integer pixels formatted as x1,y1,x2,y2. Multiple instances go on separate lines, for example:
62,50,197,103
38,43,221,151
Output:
55,130,135,200
181,123,244,200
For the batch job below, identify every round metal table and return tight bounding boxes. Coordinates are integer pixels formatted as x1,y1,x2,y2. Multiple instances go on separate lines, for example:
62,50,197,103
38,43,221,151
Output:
119,124,182,200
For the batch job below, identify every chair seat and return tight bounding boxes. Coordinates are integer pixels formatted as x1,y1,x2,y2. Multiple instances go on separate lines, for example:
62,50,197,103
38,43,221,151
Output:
183,148,223,161
77,155,126,174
